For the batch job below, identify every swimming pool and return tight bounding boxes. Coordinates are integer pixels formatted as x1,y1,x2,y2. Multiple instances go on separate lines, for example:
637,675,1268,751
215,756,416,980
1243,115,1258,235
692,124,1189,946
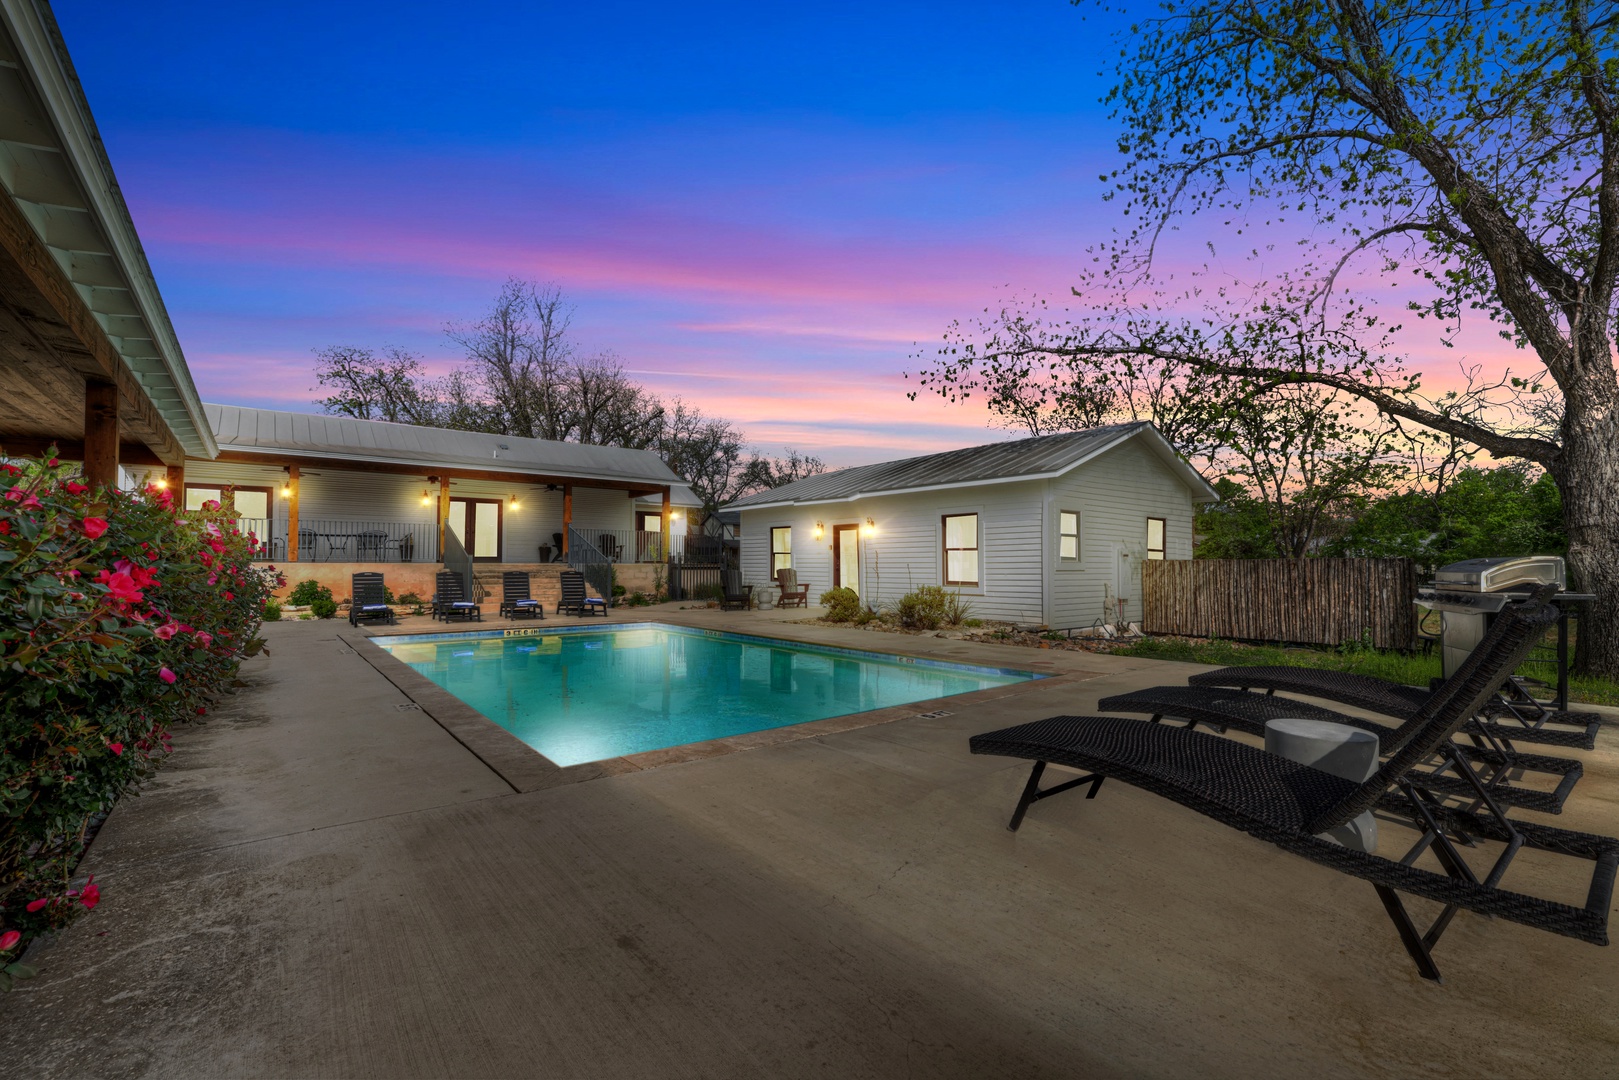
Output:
372,624,1041,766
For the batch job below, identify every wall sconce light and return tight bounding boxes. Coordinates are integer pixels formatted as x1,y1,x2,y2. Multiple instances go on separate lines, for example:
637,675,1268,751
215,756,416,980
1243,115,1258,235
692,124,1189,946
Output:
154,477,168,490
509,493,521,510
670,510,681,521
863,517,876,536
280,483,292,497
420,489,432,506
813,521,824,539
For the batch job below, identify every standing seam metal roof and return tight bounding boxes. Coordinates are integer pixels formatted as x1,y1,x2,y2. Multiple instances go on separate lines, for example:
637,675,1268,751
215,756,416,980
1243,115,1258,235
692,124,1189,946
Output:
205,404,685,486
726,422,1216,508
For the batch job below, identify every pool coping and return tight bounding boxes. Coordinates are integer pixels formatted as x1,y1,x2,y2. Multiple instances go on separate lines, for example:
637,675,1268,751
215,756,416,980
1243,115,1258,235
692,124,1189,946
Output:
341,621,1078,792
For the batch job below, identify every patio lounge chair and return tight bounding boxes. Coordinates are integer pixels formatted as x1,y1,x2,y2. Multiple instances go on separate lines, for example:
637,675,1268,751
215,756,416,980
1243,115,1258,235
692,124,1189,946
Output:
499,571,544,620
969,598,1619,982
558,569,607,617
720,570,752,612
348,572,397,627
775,569,809,608
433,571,482,622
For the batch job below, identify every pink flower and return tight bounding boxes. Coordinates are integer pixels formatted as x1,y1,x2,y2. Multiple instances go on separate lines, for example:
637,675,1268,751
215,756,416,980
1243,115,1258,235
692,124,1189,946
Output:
25,898,47,913
153,623,179,641
94,569,145,605
0,930,19,952
158,667,176,684
222,591,234,602
64,480,89,495
46,457,58,467
200,499,220,512
81,517,108,538
108,742,124,756
79,881,99,909
194,631,214,647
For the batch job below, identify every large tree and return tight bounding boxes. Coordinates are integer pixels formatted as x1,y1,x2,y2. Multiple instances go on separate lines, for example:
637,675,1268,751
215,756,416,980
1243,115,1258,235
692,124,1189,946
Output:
911,0,1619,675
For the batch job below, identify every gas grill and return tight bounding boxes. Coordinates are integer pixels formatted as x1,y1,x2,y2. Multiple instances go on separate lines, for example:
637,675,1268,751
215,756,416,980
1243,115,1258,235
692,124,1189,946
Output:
1421,556,1566,678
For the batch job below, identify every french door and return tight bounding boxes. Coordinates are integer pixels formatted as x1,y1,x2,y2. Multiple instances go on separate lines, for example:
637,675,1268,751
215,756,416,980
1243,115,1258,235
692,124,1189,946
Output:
832,524,859,595
447,498,503,560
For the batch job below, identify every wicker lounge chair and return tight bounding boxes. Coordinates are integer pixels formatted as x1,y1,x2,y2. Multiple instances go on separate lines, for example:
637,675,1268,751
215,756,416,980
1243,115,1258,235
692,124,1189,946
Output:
499,571,543,620
348,572,397,627
558,569,607,617
720,570,752,612
969,598,1618,982
775,569,809,608
432,571,481,622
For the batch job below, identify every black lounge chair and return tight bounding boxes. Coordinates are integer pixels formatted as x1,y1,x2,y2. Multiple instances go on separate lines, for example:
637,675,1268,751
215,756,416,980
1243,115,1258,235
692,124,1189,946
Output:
969,598,1618,982
1190,652,1602,752
720,570,752,612
558,569,607,617
348,572,397,627
499,571,544,619
433,571,482,622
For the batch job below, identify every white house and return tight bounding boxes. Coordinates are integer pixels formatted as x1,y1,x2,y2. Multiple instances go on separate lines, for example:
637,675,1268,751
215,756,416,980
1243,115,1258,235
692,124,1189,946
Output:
727,423,1219,629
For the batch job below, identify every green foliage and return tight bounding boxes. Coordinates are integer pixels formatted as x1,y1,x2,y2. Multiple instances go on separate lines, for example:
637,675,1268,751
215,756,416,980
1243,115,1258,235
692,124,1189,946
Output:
1194,478,1283,559
287,579,333,607
0,455,280,973
310,597,338,620
262,600,282,622
819,587,861,622
397,592,423,606
691,583,723,602
611,584,627,597
894,586,973,630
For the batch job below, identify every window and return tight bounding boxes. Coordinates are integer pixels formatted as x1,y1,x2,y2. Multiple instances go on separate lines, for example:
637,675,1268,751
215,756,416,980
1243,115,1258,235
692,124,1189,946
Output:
1058,511,1079,561
185,485,270,519
770,526,792,574
1146,517,1166,560
637,511,661,532
943,513,979,586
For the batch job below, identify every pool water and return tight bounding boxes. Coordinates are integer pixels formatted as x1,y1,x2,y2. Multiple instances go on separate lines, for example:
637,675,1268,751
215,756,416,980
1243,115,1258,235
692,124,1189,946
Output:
373,625,1040,766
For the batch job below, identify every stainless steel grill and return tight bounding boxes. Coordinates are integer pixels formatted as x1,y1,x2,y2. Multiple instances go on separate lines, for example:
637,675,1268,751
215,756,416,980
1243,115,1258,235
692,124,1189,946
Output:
1420,556,1567,679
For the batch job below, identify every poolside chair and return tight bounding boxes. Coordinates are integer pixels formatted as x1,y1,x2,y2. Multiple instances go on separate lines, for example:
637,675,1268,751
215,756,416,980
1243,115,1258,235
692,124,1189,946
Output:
775,569,809,608
499,571,544,620
433,571,482,622
1097,588,1584,815
969,598,1619,982
348,572,397,627
720,570,752,612
558,569,608,617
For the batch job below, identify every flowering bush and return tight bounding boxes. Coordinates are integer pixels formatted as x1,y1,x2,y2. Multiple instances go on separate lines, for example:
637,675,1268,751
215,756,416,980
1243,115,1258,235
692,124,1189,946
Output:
0,454,282,985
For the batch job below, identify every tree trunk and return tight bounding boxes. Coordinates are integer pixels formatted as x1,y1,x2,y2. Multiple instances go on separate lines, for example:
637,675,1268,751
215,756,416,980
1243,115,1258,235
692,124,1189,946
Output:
1558,403,1619,679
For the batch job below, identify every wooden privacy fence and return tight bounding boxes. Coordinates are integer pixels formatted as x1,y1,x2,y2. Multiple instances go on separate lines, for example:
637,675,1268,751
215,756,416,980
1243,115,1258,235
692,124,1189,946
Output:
1142,558,1418,650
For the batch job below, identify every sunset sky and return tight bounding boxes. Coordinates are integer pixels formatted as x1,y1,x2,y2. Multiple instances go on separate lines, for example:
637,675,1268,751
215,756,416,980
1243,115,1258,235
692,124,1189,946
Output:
58,1,1525,467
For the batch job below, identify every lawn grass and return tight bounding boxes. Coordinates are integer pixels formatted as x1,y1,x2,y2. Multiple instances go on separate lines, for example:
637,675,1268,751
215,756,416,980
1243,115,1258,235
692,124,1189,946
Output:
1111,636,1619,707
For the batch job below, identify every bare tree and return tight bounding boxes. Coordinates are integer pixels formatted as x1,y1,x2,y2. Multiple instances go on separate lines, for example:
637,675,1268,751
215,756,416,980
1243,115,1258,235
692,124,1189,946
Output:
312,346,432,423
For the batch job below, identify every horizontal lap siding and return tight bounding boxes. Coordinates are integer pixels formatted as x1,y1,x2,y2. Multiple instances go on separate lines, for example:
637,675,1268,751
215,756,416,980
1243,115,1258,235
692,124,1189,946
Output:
1048,439,1198,629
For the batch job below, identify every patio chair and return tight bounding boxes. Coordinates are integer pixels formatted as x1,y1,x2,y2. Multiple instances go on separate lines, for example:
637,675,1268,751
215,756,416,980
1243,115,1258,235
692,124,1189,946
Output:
432,571,482,622
355,530,388,561
552,533,565,561
969,598,1619,982
558,569,608,617
775,569,809,608
598,533,623,562
720,570,752,612
348,572,397,627
499,571,544,620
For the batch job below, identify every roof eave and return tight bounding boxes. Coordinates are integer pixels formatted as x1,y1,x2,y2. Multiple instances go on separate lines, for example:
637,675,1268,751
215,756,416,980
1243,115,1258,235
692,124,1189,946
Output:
216,442,680,489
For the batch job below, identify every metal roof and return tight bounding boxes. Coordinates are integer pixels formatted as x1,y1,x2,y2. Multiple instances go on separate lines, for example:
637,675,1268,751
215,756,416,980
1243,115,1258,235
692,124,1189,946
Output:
726,422,1219,509
0,2,216,459
206,404,685,488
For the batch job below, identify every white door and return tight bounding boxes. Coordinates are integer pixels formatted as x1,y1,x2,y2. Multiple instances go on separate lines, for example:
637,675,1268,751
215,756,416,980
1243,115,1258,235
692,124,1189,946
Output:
834,524,860,595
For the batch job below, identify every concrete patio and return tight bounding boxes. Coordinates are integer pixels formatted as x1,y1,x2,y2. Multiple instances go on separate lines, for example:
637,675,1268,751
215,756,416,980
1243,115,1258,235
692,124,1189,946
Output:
2,608,1616,1078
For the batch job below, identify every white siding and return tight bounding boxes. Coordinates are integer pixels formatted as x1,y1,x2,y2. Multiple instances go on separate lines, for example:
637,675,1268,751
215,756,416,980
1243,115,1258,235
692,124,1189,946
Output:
1046,437,1197,629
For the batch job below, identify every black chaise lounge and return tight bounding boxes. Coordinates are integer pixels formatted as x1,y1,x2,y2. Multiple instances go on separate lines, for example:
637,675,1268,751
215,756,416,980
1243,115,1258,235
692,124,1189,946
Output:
348,572,397,627
1189,652,1602,751
1097,587,1583,815
558,569,607,617
433,571,481,622
969,598,1618,982
720,570,752,612
498,571,544,620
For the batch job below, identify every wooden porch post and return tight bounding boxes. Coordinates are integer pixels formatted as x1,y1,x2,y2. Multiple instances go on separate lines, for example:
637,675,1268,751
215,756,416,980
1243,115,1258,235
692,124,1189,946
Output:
82,379,118,490
562,484,573,559
660,486,671,561
438,476,452,560
285,465,300,562
165,463,184,491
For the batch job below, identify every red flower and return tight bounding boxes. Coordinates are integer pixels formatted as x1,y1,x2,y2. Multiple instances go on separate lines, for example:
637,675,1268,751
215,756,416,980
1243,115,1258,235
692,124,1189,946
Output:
64,480,89,495
25,898,48,913
194,631,214,647
159,667,177,684
94,569,145,605
108,742,124,756
0,930,19,951
222,591,234,602
81,517,109,538
46,457,58,467
79,881,100,910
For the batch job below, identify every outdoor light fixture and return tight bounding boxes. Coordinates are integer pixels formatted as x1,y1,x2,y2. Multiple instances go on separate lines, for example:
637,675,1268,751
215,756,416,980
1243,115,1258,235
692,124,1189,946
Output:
509,493,521,510
813,521,824,539
280,484,291,497
420,489,432,506
863,517,876,536
154,477,167,489
670,510,682,521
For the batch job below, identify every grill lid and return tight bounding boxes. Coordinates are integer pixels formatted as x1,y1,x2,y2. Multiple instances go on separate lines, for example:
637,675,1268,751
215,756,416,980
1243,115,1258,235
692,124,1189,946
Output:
1432,555,1565,593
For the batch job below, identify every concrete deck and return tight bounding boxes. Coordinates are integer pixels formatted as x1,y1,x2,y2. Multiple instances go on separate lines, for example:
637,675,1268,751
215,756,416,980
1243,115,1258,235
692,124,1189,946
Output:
3,607,1616,1078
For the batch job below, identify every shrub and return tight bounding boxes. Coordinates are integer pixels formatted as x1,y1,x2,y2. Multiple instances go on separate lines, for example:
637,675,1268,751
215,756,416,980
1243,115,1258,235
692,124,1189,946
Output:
962,617,983,628
895,585,972,630
262,600,282,621
287,579,332,607
310,597,338,619
819,587,861,622
692,583,723,602
397,591,422,606
0,455,279,981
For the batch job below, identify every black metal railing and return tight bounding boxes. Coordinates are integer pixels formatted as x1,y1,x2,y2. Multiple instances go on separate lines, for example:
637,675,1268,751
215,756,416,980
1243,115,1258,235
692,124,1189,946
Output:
566,527,614,603
282,518,438,563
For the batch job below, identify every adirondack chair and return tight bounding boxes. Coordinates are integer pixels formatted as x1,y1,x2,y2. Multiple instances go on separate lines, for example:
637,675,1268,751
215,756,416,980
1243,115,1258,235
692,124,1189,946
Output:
720,570,752,612
775,569,809,608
